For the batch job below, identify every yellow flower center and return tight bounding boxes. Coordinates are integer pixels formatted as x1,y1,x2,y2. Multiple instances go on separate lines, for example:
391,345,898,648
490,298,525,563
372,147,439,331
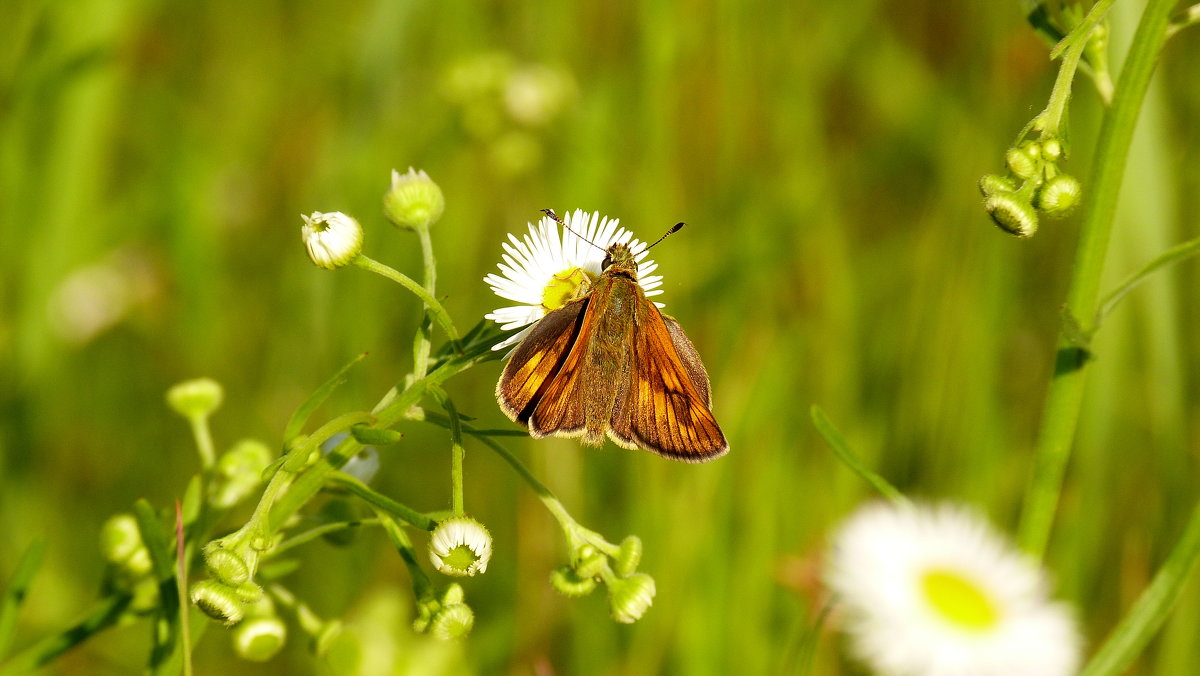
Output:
920,568,1000,631
541,267,593,311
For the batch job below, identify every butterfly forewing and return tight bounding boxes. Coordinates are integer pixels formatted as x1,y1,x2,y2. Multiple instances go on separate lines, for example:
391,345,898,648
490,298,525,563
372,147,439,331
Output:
496,297,589,423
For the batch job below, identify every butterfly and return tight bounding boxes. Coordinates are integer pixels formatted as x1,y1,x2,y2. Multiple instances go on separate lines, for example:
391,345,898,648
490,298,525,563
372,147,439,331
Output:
496,210,728,462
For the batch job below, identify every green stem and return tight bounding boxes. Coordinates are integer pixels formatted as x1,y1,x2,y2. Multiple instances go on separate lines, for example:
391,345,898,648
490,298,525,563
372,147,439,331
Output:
810,406,906,504
189,414,215,470
1080,500,1200,675
376,513,434,598
0,540,45,661
1038,0,1114,136
351,254,458,346
1017,0,1176,559
269,518,380,557
1095,234,1200,328
430,387,466,516
328,472,436,531
412,224,437,378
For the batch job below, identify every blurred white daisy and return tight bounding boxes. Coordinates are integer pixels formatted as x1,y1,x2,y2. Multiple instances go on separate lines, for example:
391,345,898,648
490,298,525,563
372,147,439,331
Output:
484,209,663,351
824,501,1081,676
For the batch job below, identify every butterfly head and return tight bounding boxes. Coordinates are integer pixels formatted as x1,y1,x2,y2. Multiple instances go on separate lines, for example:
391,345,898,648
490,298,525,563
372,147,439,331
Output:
601,243,638,277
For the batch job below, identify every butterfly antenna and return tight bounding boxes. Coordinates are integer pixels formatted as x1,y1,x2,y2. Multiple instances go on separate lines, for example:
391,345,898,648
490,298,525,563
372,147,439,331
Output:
541,209,606,252
647,222,685,250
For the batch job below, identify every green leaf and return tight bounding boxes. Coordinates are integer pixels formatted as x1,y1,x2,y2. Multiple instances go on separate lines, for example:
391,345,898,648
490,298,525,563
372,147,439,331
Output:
0,539,46,660
283,352,369,440
180,475,203,527
133,500,175,583
810,406,905,504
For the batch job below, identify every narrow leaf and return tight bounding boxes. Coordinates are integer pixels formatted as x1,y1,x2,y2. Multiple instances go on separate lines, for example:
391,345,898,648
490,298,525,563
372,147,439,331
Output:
810,406,905,504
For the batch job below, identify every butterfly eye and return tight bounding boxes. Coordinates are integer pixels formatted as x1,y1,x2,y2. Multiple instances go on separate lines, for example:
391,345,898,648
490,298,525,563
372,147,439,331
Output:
601,253,613,270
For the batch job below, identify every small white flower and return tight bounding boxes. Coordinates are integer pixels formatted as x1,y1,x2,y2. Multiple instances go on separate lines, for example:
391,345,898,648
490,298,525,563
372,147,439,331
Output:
825,501,1081,676
301,211,363,269
429,517,493,577
483,209,663,351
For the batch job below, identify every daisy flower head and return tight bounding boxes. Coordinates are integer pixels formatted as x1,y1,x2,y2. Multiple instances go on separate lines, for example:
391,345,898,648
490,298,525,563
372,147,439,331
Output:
429,516,493,577
484,209,664,351
824,501,1081,676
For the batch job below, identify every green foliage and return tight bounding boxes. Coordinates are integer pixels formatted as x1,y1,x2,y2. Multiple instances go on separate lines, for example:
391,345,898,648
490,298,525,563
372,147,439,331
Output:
1,0,1199,673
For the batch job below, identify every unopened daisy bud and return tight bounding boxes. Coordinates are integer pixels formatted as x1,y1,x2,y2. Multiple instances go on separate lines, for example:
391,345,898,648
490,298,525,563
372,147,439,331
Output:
978,174,1016,197
573,544,606,579
428,516,493,577
301,211,363,270
234,580,265,604
210,439,272,508
1041,138,1063,162
311,620,343,657
383,167,445,231
166,378,223,419
206,549,251,586
233,616,287,662
100,513,143,564
430,603,474,640
441,583,465,606
550,565,598,597
1005,145,1040,180
191,579,247,625
1037,174,1083,218
607,572,656,624
985,193,1039,238
614,535,643,578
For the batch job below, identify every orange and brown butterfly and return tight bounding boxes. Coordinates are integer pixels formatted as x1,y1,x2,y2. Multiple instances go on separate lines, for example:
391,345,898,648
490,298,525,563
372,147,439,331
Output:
484,209,727,462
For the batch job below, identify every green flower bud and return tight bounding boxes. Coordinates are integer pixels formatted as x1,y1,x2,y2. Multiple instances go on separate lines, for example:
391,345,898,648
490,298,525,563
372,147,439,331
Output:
978,174,1016,197
573,545,606,580
428,516,492,577
233,616,287,662
1036,174,1083,218
210,439,272,508
123,547,154,578
383,167,445,231
166,378,224,419
129,576,161,613
1005,145,1040,180
206,549,251,586
191,579,247,625
430,603,474,640
1041,138,1063,162
234,581,265,604
301,211,364,270
100,514,143,564
614,535,643,578
607,572,656,624
441,583,465,606
550,565,598,597
985,193,1039,238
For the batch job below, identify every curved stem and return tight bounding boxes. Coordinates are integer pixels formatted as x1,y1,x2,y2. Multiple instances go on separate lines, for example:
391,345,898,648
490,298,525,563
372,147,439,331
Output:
351,254,459,345
1017,0,1177,559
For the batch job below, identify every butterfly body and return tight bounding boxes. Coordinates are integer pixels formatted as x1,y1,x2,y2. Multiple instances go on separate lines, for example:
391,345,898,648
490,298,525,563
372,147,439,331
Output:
497,242,728,462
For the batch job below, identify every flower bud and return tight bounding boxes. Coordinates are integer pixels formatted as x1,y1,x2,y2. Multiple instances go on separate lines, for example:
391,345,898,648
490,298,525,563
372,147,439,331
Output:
428,517,493,577
206,549,251,586
607,572,656,624
614,535,643,578
311,619,343,657
1036,174,1083,218
166,378,224,419
1005,144,1040,180
978,174,1016,197
383,168,445,231
550,565,598,597
210,439,272,508
1041,138,1063,162
430,603,474,640
985,193,1039,238
100,514,143,564
233,616,287,662
572,545,606,580
191,580,246,625
300,211,363,270
441,583,465,606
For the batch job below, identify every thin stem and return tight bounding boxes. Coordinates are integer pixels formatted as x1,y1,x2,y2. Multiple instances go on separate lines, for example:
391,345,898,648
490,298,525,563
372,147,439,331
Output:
1080,500,1200,675
175,502,192,676
328,472,436,531
810,406,906,504
189,414,216,470
412,224,437,378
0,595,131,674
377,512,435,598
1039,0,1114,136
351,254,459,346
1095,234,1200,327
269,518,381,557
1018,0,1177,559
1166,3,1200,39
431,387,466,516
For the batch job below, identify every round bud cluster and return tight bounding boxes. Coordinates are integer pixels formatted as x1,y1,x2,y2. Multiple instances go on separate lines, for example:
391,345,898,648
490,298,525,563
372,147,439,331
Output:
980,138,1082,238
548,533,656,624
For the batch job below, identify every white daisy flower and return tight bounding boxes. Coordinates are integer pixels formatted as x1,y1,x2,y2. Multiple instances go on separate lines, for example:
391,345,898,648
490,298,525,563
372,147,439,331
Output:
428,517,493,577
483,209,664,351
301,211,363,269
824,501,1081,676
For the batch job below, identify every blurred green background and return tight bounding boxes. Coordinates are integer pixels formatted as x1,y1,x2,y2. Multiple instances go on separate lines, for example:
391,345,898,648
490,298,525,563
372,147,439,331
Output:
2,0,1199,673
